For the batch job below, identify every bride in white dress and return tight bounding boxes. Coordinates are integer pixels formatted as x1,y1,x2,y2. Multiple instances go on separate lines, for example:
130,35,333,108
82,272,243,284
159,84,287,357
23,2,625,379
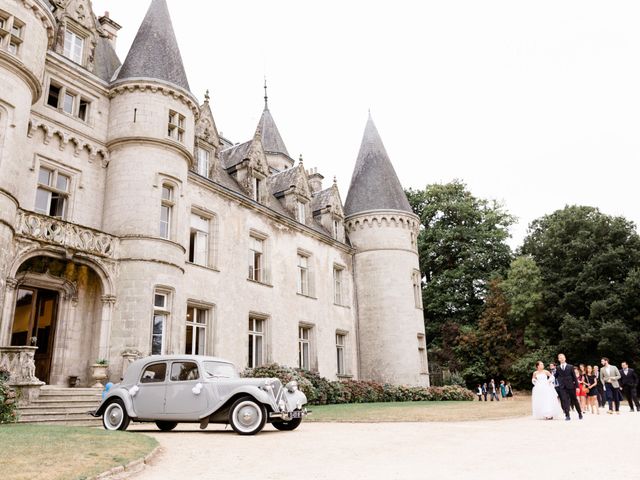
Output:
531,361,562,420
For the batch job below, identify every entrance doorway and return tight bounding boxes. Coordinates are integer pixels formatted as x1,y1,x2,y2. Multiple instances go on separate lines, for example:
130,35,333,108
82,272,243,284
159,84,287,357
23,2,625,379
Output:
11,288,59,383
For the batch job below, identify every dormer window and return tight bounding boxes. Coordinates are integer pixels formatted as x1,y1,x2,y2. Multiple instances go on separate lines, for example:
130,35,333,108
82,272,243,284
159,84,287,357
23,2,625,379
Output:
196,147,210,177
333,219,340,239
63,29,85,64
252,176,262,203
296,200,306,224
168,110,185,142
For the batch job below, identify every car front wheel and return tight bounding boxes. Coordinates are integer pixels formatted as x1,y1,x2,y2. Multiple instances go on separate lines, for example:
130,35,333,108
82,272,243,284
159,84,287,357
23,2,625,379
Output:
102,399,130,431
155,421,178,431
272,417,302,431
229,396,266,435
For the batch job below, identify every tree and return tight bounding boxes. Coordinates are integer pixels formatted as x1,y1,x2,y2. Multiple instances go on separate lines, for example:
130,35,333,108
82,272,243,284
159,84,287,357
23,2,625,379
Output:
406,181,515,368
520,205,640,365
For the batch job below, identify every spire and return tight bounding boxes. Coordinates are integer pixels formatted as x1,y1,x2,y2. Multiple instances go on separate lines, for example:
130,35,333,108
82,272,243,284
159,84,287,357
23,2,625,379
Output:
257,85,289,157
116,0,190,92
344,115,412,217
264,77,268,110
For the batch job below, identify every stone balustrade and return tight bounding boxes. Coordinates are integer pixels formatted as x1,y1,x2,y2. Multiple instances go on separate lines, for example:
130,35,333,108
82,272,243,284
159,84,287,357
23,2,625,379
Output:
0,346,45,404
15,210,118,258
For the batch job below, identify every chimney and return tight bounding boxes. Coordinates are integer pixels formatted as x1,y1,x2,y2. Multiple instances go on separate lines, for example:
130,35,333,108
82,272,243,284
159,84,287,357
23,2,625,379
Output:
307,167,324,194
98,11,122,49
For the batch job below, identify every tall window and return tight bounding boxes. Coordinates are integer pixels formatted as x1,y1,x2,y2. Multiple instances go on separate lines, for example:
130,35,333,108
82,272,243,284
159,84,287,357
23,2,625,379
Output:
413,270,423,309
333,266,344,305
252,176,262,202
297,253,309,296
248,236,264,282
152,291,170,355
248,317,265,368
160,185,173,239
185,306,207,355
418,334,428,374
336,333,346,375
196,148,210,177
189,213,209,266
298,325,311,370
333,218,340,240
296,200,306,223
35,166,70,218
63,29,84,64
168,110,185,142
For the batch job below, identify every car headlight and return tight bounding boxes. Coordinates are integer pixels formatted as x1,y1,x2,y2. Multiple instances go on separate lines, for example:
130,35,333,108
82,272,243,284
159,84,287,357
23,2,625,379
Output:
286,380,298,393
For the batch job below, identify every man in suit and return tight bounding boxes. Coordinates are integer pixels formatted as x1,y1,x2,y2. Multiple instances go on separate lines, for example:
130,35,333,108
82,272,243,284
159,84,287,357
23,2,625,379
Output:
554,353,583,420
600,357,622,414
620,361,640,412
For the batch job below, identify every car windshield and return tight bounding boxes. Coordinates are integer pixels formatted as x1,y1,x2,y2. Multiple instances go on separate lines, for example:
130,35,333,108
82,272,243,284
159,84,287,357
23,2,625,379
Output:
203,361,238,378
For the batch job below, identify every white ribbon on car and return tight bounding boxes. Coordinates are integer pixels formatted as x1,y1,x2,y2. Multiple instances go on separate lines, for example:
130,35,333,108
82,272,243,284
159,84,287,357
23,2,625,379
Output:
192,383,203,395
129,385,139,397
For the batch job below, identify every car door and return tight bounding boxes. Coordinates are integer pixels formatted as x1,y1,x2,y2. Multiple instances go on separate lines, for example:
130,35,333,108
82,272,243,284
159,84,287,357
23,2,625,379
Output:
164,361,208,419
133,361,168,419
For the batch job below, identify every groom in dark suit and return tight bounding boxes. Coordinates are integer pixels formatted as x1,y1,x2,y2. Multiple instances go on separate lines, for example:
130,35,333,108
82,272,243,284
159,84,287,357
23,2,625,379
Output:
554,353,583,420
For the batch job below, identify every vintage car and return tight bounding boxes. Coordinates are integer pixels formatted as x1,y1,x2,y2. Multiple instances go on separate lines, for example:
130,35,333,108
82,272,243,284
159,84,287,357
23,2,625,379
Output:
92,355,308,435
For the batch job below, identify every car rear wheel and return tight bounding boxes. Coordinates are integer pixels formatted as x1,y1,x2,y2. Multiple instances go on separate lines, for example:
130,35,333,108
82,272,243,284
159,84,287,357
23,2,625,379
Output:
272,417,302,431
229,397,266,435
102,399,130,431
155,421,178,431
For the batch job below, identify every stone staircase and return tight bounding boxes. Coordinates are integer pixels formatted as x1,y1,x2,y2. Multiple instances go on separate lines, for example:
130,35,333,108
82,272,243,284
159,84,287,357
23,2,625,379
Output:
17,386,103,426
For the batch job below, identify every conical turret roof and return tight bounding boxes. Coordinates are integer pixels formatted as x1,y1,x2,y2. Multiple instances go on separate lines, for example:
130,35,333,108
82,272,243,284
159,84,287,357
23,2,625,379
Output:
116,0,190,91
258,107,289,157
344,115,412,217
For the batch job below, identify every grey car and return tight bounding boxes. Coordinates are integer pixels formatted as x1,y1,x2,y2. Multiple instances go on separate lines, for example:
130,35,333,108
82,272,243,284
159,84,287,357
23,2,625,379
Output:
92,355,308,435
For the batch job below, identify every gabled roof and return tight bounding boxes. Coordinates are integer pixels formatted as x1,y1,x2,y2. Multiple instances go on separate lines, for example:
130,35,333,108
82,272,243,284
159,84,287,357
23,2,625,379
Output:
116,0,190,91
94,36,121,82
220,141,252,169
268,167,300,196
344,115,412,217
258,107,289,157
311,185,343,216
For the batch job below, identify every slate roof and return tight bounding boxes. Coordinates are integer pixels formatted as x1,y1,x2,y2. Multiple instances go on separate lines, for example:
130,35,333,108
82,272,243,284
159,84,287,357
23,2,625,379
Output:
268,167,299,195
94,36,121,82
220,141,252,169
116,0,190,91
258,108,289,157
344,115,412,217
310,187,334,213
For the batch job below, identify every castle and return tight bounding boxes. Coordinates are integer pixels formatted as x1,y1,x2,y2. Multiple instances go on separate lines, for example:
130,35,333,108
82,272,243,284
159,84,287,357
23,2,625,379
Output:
0,0,428,393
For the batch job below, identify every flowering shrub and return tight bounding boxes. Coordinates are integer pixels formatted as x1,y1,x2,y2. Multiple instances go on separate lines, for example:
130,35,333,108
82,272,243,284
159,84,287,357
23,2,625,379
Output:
0,368,17,424
243,364,474,405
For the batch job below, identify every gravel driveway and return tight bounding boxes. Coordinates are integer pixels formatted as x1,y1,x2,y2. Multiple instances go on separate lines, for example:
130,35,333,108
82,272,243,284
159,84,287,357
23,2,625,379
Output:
130,409,640,480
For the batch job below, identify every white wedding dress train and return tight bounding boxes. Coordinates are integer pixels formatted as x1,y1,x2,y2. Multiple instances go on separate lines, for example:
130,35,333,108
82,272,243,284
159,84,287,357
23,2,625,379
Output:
531,372,562,419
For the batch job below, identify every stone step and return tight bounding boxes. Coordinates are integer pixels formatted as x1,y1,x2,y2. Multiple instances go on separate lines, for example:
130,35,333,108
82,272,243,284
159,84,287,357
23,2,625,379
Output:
17,418,102,427
21,403,99,412
18,411,100,423
39,387,103,395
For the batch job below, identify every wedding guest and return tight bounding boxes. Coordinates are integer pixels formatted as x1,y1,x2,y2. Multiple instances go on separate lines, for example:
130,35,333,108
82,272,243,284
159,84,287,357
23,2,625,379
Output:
482,382,488,401
600,357,622,414
585,365,599,415
593,365,605,408
489,379,500,401
575,366,588,413
620,361,640,412
506,381,513,399
476,384,483,401
500,380,507,400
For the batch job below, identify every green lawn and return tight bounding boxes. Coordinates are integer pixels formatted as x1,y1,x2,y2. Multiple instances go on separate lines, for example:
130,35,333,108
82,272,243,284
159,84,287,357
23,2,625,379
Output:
0,424,158,480
306,396,530,422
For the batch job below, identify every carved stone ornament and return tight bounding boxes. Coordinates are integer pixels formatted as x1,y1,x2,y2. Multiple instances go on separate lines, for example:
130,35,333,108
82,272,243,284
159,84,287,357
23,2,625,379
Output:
15,210,118,258
0,347,44,385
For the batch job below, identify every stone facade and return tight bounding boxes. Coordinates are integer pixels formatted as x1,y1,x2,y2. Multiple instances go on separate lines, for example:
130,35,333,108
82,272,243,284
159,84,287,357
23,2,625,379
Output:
0,0,428,390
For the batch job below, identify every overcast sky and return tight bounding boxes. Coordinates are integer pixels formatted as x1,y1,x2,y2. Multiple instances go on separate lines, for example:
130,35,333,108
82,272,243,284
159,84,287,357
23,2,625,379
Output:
92,0,640,248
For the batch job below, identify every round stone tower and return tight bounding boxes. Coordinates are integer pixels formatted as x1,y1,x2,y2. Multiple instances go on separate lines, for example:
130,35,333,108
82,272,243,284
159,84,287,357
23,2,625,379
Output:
0,0,55,306
103,0,196,365
344,115,429,386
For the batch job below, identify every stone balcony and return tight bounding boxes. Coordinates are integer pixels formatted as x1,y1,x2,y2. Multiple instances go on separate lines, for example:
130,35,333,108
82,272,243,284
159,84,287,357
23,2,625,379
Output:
15,210,118,258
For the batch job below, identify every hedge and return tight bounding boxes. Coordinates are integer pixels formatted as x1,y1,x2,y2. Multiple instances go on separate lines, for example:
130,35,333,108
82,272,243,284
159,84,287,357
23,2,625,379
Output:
0,369,17,424
242,364,474,405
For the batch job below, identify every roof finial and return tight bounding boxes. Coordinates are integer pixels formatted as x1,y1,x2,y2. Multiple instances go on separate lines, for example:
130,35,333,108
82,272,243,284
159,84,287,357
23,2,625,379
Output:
204,89,210,103
299,154,304,165
264,77,268,110
333,175,337,186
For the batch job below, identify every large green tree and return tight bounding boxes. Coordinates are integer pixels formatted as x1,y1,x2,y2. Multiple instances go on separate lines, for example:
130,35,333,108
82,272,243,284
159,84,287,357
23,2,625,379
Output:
520,205,640,365
406,181,515,368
